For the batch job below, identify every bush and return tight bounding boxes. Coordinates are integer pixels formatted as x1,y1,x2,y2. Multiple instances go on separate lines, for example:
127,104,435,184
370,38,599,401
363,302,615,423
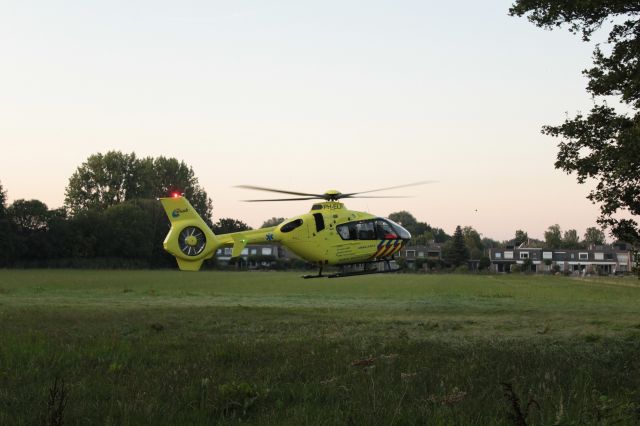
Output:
455,265,469,273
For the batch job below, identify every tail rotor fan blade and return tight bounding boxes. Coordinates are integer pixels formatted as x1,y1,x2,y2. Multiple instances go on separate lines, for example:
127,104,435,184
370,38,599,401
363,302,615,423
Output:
178,226,207,256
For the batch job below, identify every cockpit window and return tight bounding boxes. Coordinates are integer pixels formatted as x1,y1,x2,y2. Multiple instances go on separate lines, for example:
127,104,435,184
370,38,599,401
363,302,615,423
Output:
385,218,411,239
280,219,303,233
376,220,398,239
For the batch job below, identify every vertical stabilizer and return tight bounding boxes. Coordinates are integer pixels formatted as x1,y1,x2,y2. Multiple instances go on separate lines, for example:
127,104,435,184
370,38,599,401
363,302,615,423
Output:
159,196,220,271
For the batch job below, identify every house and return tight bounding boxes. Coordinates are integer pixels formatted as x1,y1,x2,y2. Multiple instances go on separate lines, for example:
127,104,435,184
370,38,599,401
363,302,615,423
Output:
489,244,632,274
396,243,443,270
215,244,290,268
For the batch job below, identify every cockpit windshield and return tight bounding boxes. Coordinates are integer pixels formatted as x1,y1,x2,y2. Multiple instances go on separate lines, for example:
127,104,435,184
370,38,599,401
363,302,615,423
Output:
385,218,411,240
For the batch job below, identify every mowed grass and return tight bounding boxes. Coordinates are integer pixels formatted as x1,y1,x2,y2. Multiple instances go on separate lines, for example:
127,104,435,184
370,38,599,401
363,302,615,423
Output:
1,270,639,424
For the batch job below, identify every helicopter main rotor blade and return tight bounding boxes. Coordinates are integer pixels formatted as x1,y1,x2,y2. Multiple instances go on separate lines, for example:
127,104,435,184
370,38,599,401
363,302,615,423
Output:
345,195,411,199
235,185,324,198
242,197,324,202
340,180,436,198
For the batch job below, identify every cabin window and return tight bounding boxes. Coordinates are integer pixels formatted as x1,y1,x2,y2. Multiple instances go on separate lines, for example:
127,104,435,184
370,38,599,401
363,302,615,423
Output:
280,219,303,233
311,204,323,211
356,221,376,239
313,213,325,232
336,220,378,240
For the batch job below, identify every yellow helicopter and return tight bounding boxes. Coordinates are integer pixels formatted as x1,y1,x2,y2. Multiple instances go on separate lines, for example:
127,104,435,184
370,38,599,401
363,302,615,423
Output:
159,183,430,278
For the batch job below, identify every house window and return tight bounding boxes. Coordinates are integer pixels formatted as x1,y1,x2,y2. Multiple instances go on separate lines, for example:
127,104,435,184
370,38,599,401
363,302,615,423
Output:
605,253,614,260
617,254,629,264
543,252,552,259
495,252,502,259
579,252,588,260
427,251,439,257
417,251,425,258
520,252,529,259
504,251,513,259
224,248,232,255
241,248,249,255
406,250,416,257
594,252,604,260
250,248,257,255
262,247,272,256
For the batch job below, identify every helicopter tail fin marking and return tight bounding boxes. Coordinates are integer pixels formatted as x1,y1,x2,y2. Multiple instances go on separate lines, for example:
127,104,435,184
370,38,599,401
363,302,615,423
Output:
159,196,221,271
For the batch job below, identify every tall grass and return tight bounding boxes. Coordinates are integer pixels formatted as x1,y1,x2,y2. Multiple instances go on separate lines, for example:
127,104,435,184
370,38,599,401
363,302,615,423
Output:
0,271,639,424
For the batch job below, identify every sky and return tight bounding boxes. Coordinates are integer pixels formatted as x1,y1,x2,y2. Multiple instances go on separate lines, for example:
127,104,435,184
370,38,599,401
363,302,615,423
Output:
0,1,613,241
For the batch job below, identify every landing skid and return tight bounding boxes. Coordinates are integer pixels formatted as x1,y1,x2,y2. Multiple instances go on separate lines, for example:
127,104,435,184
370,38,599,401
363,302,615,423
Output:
302,260,401,279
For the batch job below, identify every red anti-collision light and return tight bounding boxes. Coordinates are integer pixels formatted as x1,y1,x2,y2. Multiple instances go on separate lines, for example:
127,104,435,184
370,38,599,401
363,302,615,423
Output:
172,192,180,198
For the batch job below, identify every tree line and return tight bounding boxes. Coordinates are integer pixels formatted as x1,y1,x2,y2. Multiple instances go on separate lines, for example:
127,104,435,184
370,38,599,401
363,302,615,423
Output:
0,151,246,268
0,150,621,269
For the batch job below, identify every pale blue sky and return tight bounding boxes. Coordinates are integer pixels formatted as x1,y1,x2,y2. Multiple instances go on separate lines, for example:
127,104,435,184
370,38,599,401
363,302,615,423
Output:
1,1,608,240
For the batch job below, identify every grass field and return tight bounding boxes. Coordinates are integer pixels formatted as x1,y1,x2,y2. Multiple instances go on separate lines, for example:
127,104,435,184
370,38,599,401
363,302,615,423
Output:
1,270,639,425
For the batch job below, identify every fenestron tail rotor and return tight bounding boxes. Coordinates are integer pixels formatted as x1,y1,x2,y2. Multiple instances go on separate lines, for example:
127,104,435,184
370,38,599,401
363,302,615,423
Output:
178,226,207,256
235,181,435,202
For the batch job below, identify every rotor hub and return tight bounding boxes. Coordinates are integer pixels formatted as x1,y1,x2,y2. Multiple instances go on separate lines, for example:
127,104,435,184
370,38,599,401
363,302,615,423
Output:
185,235,198,246
323,189,342,201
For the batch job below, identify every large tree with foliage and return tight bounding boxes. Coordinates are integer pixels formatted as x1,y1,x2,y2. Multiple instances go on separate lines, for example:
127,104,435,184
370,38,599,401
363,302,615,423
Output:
462,226,485,259
212,218,251,234
65,151,212,224
388,211,449,244
510,1,640,247
562,229,582,249
443,225,470,267
544,224,563,249
514,229,529,246
584,226,606,246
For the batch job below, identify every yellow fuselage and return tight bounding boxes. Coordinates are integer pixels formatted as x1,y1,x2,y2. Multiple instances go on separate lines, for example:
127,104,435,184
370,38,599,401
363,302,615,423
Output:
159,197,410,271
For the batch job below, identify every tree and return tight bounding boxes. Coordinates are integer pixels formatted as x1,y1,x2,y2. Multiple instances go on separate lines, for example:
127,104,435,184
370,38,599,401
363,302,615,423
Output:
0,180,6,216
514,229,528,246
562,229,581,249
65,151,212,224
544,224,563,249
387,211,449,243
479,256,491,271
6,199,63,262
510,1,640,246
0,181,14,266
443,225,469,267
65,151,144,213
462,226,484,259
388,211,418,231
150,156,212,225
584,226,606,246
7,199,50,232
212,218,251,234
261,217,285,228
